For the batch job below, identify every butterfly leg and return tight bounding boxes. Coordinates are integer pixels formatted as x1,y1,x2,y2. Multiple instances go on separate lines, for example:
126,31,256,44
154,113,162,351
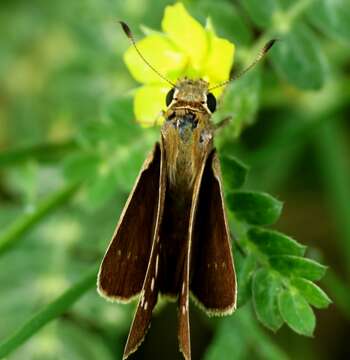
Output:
214,116,232,131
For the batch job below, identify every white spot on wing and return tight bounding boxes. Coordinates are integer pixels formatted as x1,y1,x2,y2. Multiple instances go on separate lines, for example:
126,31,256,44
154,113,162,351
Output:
155,254,159,277
151,277,155,292
144,301,148,310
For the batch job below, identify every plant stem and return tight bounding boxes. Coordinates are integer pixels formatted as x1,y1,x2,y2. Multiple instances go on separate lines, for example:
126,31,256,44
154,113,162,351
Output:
0,264,99,358
323,270,350,320
0,182,80,256
313,118,350,275
238,306,290,360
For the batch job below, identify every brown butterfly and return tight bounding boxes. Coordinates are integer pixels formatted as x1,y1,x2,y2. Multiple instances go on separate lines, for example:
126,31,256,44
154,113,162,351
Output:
97,21,276,360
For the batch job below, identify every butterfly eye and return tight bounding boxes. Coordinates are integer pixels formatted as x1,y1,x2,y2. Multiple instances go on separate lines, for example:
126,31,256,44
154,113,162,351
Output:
206,92,217,113
166,88,175,107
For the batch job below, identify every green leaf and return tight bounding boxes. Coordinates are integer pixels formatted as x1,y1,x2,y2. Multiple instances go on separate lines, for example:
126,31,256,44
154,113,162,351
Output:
190,0,253,46
241,0,279,28
214,71,261,138
78,97,143,150
270,23,325,90
221,155,248,190
104,96,134,122
227,191,283,225
308,0,350,44
236,253,257,307
79,122,137,149
111,142,151,191
85,167,119,209
0,140,77,167
78,123,111,148
236,307,289,360
291,278,332,309
248,227,306,256
59,320,120,360
206,307,289,360
204,318,247,360
278,289,315,336
269,255,327,281
252,268,283,331
63,152,100,182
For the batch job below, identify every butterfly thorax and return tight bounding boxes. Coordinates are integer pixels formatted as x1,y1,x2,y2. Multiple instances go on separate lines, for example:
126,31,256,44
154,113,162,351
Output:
161,109,213,191
161,78,214,191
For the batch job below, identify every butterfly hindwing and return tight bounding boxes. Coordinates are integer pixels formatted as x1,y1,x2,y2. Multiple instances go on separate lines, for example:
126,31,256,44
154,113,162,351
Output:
123,140,167,359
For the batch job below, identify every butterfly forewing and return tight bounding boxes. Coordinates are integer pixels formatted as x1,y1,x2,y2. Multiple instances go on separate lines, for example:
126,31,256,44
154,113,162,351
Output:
123,140,167,359
190,150,237,315
98,143,162,302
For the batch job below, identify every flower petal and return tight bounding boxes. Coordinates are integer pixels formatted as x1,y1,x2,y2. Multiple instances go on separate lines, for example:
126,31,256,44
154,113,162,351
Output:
204,30,235,83
134,84,169,126
162,3,208,72
202,21,235,96
124,33,187,84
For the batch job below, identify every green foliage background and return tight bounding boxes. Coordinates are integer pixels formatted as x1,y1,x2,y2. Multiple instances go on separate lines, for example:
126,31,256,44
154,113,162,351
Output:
0,0,349,359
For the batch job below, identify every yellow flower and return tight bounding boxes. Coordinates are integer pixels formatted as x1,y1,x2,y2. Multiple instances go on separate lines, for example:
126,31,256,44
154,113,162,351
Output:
123,2,235,126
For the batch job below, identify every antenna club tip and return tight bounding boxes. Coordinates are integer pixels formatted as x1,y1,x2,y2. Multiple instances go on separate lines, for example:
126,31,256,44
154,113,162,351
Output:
264,38,279,53
119,21,132,38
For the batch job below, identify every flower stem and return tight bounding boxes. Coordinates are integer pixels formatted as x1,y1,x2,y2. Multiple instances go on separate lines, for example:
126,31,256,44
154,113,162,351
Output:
0,182,80,256
0,264,98,358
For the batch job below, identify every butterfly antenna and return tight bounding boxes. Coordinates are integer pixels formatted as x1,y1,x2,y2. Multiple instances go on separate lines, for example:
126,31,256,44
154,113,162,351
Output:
119,21,176,87
209,39,278,91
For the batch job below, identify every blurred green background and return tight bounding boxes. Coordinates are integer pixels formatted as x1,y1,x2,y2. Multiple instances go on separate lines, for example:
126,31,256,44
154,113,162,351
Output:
0,0,350,359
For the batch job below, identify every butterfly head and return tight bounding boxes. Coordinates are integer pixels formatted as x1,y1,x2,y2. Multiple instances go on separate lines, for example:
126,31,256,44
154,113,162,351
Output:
165,78,217,115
